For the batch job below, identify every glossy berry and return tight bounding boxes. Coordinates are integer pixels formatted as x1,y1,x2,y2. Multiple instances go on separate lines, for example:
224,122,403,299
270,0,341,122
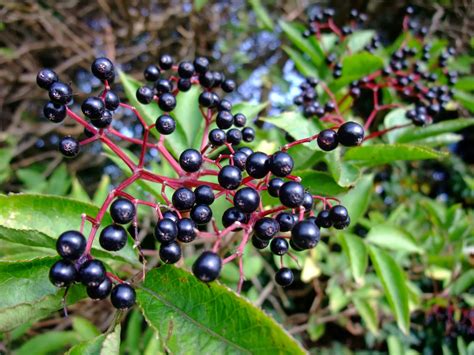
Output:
192,251,222,282
222,207,247,228
252,235,269,249
279,181,305,208
270,151,294,177
177,218,196,243
178,61,195,78
158,93,177,112
291,220,320,250
241,127,255,142
155,114,176,135
179,149,202,173
81,96,105,119
172,187,195,210
254,217,280,241
233,187,260,213
49,82,72,104
333,215,351,230
91,57,114,81
78,259,106,287
218,165,242,190
155,218,178,243
226,128,242,145
155,79,172,94
233,150,248,170
104,91,120,111
191,204,213,225
159,242,182,264
56,230,86,260
209,128,226,146
233,113,246,127
91,110,112,129
199,91,214,107
338,122,364,146
59,136,80,158
221,79,236,93
302,192,313,211
246,152,270,179
315,210,332,228
158,54,173,70
37,68,58,89
218,99,232,111
99,224,128,251
178,79,192,91
216,110,234,129
329,205,349,224
43,102,66,123
136,86,154,104
194,56,210,74
49,259,77,287
275,268,294,287
162,210,179,223
110,198,136,224
144,64,160,81
110,284,136,309
317,129,338,151
276,212,296,232
195,185,215,205
270,237,289,255
268,178,284,197
87,276,112,300
289,239,304,252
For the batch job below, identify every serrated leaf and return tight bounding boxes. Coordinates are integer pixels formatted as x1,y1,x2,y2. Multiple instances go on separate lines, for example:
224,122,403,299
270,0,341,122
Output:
368,246,410,334
396,118,474,143
0,257,85,332
279,21,324,67
339,232,367,284
366,224,424,254
137,265,305,354
345,144,446,166
294,170,347,196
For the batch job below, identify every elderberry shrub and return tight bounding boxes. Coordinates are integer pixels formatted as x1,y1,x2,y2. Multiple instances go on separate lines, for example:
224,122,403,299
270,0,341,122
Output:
38,54,356,303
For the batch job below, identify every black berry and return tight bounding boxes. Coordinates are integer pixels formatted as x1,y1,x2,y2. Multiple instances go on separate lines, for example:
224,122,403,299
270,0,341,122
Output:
110,198,136,224
49,82,72,104
81,97,105,119
177,218,196,243
246,152,270,179
110,284,136,309
49,259,77,287
291,220,320,250
91,58,114,81
159,242,182,264
158,54,174,70
144,64,161,82
233,187,260,213
136,86,154,104
276,212,296,232
87,277,112,300
338,122,364,146
315,210,332,228
270,151,294,177
172,187,195,210
59,136,80,158
78,259,106,287
218,165,242,190
317,129,338,151
56,230,86,260
268,178,284,197
190,204,213,225
275,268,294,287
178,61,195,78
155,114,176,135
158,93,177,112
270,237,289,255
43,102,66,123
279,181,305,208
254,217,280,241
194,185,215,205
192,251,222,282
179,149,202,173
154,218,178,243
99,224,128,251
37,68,58,90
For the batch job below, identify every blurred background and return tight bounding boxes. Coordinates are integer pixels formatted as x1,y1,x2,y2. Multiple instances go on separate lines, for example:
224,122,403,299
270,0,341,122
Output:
0,0,473,353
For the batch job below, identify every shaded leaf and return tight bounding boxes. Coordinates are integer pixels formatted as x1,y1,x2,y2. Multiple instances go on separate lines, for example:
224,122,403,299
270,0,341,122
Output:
279,21,324,67
353,297,378,335
339,232,368,283
396,118,474,143
339,174,373,226
16,331,80,355
366,224,424,254
294,170,347,196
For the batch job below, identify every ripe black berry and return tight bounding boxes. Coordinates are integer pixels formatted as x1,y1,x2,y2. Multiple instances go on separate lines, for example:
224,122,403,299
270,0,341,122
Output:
333,215,351,230
252,235,269,249
268,178,284,197
49,82,72,105
329,205,349,224
291,220,320,250
136,86,154,104
276,212,296,232
279,181,305,208
91,110,113,129
81,97,105,119
87,276,112,299
110,198,136,224
317,129,338,151
158,93,177,112
338,122,364,146
158,54,174,70
99,224,128,251
155,114,176,135
104,91,120,111
246,152,270,179
179,149,202,173
56,230,86,260
91,57,114,81
232,150,248,170
218,165,242,190
49,259,77,287
270,151,294,177
78,259,106,287
209,128,226,146
254,217,280,241
195,185,215,205
222,207,247,228
221,79,236,93
155,79,172,94
178,61,195,78
315,210,332,228
162,210,179,223
192,251,222,282
59,136,80,158
155,218,178,243
177,218,196,243
233,187,260,213
218,99,232,111
241,127,255,142
302,192,313,211
233,113,247,127
43,102,66,123
172,187,195,210
275,268,294,287
194,56,210,74
178,79,192,92
159,242,182,264
144,64,161,82
199,91,214,107
191,204,213,225
37,68,58,89
226,128,242,145
110,284,136,309
216,110,234,129
270,237,289,255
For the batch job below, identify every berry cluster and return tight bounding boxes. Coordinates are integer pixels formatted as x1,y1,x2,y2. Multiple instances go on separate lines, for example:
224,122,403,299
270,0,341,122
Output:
295,6,461,137
37,53,359,305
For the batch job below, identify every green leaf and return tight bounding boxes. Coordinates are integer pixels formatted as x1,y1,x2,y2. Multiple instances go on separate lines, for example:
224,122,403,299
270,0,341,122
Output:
71,178,91,203
16,331,81,355
232,101,268,120
449,269,474,295
383,108,411,144
353,297,378,334
345,144,446,167
93,175,111,206
72,316,101,340
366,224,424,254
454,90,474,112
0,138,14,184
279,21,324,67
67,323,121,355
339,232,367,284
331,53,384,91
294,170,347,196
454,76,474,91
137,265,305,354
45,163,71,195
324,150,360,187
396,118,474,143
249,0,274,30
194,0,208,11
101,324,121,355
0,194,138,265
0,257,85,332
123,309,143,355
368,246,410,334
282,46,319,77
339,174,373,226
345,30,375,52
